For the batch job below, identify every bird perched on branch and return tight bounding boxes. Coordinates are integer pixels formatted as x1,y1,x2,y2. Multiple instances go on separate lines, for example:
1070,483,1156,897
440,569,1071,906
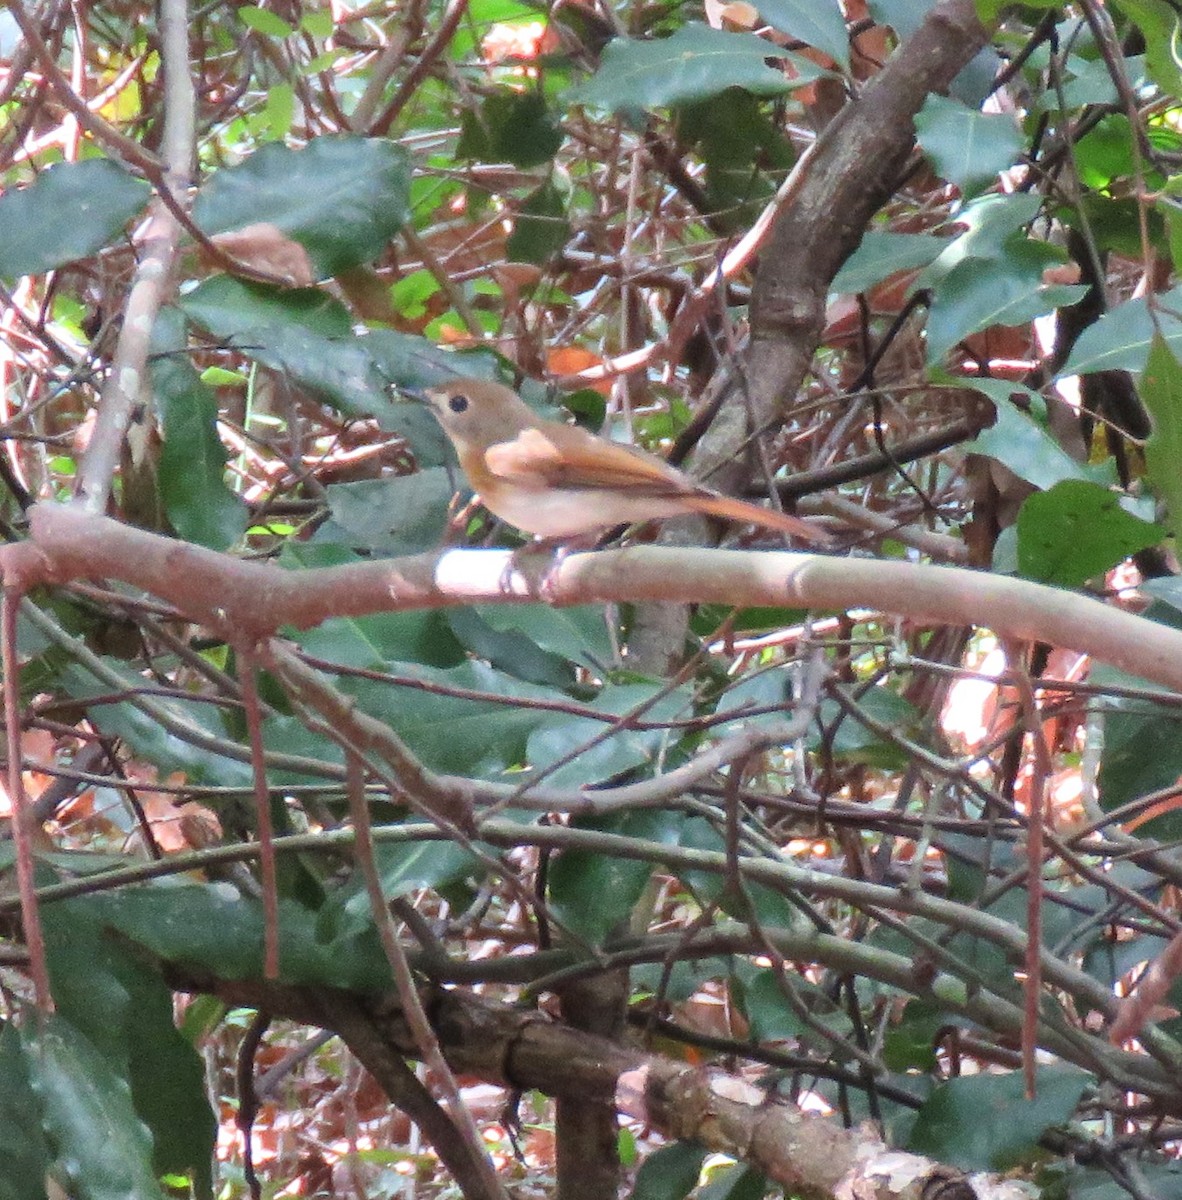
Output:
413,377,830,544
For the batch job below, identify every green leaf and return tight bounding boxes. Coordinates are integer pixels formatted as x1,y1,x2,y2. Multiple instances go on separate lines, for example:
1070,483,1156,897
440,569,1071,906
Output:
282,545,466,668
0,159,150,279
60,659,255,787
317,471,454,554
180,274,354,338
920,193,1041,282
866,0,932,39
340,659,560,777
675,88,795,232
193,136,410,277
1093,624,1182,831
832,231,950,294
1140,334,1182,538
914,94,1024,196
152,311,248,549
1059,285,1182,377
43,901,216,1191
907,1066,1089,1171
447,608,578,689
227,324,403,423
458,91,563,168
325,838,478,937
25,1016,169,1200
740,969,845,1042
468,604,614,668
821,685,921,768
756,0,849,67
237,5,294,35
882,1000,944,1071
1110,0,1182,95
699,1163,767,1200
964,381,1116,491
632,1141,709,1200
73,883,398,989
926,254,1085,363
0,1024,51,1200
301,9,334,36
568,25,824,112
549,810,682,943
292,607,464,670
1016,479,1162,588
526,682,690,788
507,179,569,265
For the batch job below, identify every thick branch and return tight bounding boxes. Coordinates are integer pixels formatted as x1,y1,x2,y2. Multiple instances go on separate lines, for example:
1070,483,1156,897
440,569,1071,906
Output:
17,503,1182,695
168,969,995,1200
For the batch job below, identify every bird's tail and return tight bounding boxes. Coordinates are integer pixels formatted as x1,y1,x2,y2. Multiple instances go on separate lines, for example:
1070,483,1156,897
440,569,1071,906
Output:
686,492,832,544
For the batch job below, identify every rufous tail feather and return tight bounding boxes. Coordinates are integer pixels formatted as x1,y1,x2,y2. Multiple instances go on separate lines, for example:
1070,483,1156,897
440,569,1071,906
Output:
687,493,831,544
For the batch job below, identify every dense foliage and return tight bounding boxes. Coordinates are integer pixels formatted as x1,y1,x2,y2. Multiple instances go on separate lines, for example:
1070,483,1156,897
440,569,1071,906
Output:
4,1,1182,1197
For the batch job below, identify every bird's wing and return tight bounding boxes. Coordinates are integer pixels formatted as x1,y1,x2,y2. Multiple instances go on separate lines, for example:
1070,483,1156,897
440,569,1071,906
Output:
484,425,694,495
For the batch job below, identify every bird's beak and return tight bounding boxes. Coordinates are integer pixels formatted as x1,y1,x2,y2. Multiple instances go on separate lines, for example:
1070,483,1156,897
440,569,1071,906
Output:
396,385,430,404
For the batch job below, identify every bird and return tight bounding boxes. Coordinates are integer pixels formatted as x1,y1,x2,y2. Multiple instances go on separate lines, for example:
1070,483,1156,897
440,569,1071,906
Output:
414,377,830,544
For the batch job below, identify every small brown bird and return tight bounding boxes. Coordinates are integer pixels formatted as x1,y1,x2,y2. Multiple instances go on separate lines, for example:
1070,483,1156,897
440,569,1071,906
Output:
419,377,829,544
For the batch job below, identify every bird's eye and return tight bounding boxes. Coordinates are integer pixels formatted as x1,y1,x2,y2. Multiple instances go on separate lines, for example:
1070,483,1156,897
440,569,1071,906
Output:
448,394,469,414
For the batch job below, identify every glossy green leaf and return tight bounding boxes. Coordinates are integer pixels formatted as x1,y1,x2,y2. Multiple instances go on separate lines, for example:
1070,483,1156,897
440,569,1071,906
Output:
318,471,454,554
675,816,800,926
0,160,150,279
340,658,561,777
1059,285,1182,377
507,179,569,264
1016,479,1162,587
965,381,1116,490
756,0,848,67
1139,334,1182,538
675,88,795,232
526,682,690,788
882,1000,944,1071
568,25,823,112
549,809,683,943
907,1066,1089,1170
832,231,950,294
180,274,353,338
469,603,614,668
447,608,579,689
632,1141,709,1200
915,94,1024,195
25,1016,169,1200
43,901,216,1191
0,1023,51,1200
740,969,845,1042
821,685,921,768
926,246,1086,364
458,91,562,168
1111,0,1182,95
237,5,293,35
152,311,248,549
293,607,464,670
699,1163,767,1200
74,883,398,989
325,838,478,936
866,0,933,39
193,136,410,277
225,324,404,424
920,193,1041,280
1046,1162,1182,1200
282,544,466,667
1093,636,1182,831
60,659,255,787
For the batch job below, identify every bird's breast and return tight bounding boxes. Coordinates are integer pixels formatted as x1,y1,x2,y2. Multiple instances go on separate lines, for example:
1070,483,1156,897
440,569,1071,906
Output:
476,478,692,538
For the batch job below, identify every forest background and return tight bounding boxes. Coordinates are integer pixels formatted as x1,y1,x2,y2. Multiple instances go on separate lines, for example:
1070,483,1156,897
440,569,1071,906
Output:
4,1,1182,1198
